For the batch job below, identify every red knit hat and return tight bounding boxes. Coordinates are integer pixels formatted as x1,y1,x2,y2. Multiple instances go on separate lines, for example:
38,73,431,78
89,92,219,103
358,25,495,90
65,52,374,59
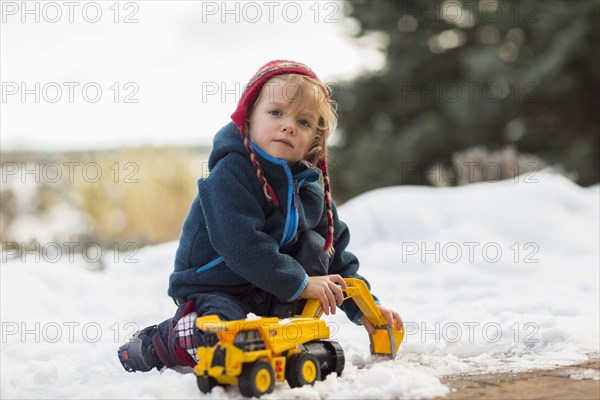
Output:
231,60,335,254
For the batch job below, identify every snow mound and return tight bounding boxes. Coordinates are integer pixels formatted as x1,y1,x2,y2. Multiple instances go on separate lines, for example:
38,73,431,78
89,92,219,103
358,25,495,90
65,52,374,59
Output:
1,173,598,398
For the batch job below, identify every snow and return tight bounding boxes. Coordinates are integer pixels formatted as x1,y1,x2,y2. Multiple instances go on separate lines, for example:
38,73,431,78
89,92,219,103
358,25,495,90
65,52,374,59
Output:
1,172,598,399
245,313,262,321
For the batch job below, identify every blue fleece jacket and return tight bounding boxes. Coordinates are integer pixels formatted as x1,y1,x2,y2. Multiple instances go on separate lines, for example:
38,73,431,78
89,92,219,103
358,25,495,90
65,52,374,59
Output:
168,122,376,323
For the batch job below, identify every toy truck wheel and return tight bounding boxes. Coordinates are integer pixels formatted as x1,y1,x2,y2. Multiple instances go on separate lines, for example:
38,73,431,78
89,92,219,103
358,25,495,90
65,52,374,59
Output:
286,352,321,388
196,375,218,394
238,360,275,397
300,341,345,379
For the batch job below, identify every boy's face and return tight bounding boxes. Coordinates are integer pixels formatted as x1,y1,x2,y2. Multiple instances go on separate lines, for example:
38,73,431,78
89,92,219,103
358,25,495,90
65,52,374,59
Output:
248,77,318,164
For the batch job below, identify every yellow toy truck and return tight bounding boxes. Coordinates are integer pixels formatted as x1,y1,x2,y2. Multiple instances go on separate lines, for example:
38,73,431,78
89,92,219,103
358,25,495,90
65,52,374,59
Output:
193,278,404,397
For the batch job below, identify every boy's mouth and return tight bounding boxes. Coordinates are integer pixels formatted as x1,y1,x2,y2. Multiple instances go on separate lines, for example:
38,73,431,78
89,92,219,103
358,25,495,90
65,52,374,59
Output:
274,139,294,148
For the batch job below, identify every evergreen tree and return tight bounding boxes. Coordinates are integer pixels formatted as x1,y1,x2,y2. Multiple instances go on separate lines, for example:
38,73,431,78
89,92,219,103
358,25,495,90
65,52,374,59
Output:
332,0,599,201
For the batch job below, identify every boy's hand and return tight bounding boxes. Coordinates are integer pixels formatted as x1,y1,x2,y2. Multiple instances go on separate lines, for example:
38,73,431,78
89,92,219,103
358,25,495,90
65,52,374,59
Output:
360,305,403,335
299,275,347,315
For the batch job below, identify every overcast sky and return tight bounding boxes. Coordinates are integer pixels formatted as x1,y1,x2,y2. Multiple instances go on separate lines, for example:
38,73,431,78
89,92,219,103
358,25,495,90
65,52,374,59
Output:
1,1,383,151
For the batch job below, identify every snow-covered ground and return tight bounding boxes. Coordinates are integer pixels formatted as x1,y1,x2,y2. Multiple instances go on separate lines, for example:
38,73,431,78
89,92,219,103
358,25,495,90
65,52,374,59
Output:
1,172,598,399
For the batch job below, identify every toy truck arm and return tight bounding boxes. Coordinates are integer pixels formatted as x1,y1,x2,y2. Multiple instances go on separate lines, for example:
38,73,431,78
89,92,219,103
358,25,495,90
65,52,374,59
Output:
299,277,404,359
299,278,385,324
340,278,388,327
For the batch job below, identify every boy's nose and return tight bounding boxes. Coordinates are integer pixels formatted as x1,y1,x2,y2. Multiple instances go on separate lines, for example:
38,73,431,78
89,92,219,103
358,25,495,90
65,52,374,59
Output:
281,121,295,135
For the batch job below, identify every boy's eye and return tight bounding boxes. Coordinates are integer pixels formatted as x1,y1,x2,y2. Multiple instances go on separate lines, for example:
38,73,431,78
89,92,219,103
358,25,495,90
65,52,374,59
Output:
269,109,282,116
299,119,311,127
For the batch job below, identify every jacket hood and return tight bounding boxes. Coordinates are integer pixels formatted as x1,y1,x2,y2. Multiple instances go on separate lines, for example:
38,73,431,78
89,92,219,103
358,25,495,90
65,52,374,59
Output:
207,122,249,171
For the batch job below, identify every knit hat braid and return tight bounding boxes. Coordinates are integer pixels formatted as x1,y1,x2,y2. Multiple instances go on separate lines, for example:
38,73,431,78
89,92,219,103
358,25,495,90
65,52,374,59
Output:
242,135,279,207
231,60,335,254
320,154,335,254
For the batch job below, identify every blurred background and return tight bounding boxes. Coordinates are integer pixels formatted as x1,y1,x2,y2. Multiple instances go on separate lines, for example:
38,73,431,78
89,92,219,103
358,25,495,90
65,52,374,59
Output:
1,0,598,262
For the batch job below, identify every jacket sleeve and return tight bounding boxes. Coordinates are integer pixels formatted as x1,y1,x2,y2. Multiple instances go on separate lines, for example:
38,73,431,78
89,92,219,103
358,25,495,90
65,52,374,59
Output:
327,200,380,325
199,153,309,302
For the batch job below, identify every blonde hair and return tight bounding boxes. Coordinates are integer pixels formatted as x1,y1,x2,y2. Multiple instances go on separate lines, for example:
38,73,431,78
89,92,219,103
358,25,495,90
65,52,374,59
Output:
246,73,338,167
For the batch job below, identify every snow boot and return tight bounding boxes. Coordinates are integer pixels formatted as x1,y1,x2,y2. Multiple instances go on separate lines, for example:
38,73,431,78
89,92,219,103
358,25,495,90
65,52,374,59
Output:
118,300,207,372
118,324,164,372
